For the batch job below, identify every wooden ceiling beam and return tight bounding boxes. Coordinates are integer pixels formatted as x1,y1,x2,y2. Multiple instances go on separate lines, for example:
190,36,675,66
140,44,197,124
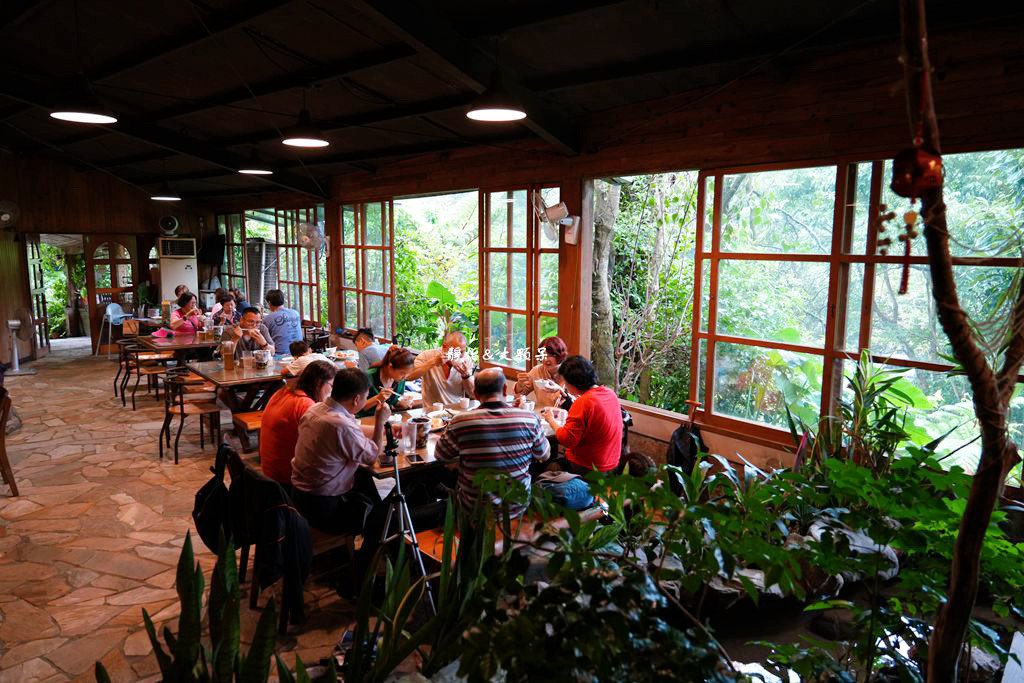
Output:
218,92,477,146
0,72,327,199
349,0,580,155
86,0,293,83
468,0,630,35
53,45,416,148
0,0,51,33
279,134,528,167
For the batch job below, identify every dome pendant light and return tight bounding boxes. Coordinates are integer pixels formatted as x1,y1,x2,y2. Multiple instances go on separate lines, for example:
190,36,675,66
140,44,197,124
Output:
466,74,526,122
150,162,181,201
50,1,117,125
150,181,181,202
282,109,329,148
238,150,274,175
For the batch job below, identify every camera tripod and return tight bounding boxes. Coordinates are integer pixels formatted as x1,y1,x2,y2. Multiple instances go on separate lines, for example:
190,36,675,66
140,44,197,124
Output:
377,431,437,614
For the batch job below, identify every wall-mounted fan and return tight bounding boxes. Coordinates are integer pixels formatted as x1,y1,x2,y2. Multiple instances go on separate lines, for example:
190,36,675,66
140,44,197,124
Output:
159,215,180,236
298,221,326,253
0,200,20,231
531,191,580,245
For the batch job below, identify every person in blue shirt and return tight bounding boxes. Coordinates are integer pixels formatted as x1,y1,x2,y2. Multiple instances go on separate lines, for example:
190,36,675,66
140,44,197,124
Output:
263,289,303,352
351,327,392,372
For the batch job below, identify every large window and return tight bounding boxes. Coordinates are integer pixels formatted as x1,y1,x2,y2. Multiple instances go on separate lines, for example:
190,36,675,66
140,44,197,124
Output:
339,201,396,339
217,212,247,292
689,151,1024,469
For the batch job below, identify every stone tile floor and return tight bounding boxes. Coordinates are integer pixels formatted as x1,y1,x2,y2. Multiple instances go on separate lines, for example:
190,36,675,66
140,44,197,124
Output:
0,338,354,682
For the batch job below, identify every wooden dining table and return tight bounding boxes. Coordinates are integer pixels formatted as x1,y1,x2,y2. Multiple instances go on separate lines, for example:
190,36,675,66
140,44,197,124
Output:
137,333,220,363
186,359,288,412
360,409,447,480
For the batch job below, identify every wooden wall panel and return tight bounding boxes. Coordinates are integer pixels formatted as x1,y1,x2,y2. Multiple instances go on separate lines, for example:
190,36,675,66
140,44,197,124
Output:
0,156,209,236
0,235,32,364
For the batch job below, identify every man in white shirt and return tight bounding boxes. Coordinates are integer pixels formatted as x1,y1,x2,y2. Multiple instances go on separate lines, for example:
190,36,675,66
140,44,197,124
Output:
409,331,475,407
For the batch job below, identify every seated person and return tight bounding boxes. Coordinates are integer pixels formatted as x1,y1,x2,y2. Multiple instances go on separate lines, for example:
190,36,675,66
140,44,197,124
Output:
171,284,189,311
543,355,622,474
230,307,274,357
263,288,303,353
345,327,392,372
211,294,240,327
356,346,416,418
209,287,229,315
231,288,252,311
514,335,569,409
409,331,475,408
290,368,391,587
260,360,336,486
286,340,332,376
435,368,550,519
169,292,206,335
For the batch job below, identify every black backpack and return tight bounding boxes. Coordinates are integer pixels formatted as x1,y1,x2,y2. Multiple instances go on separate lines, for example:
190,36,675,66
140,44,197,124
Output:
192,444,232,553
665,424,705,495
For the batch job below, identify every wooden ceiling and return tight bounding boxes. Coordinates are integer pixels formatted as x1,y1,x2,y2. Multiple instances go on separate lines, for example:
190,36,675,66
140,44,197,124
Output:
1,0,1022,201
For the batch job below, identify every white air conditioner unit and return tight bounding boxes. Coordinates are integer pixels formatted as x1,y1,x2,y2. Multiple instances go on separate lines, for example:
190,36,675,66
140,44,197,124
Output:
159,237,196,259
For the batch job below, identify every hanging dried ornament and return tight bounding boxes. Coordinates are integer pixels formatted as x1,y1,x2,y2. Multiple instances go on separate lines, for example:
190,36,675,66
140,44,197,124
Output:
884,70,944,294
874,202,897,255
897,208,919,294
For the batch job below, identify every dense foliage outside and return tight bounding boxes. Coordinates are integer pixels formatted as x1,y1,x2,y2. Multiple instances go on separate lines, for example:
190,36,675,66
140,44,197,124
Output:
392,192,480,350
593,150,1024,475
39,242,86,338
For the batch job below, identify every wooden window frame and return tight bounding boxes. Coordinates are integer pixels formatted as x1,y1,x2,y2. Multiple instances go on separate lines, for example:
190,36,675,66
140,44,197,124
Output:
479,185,560,374
274,206,323,325
338,200,396,340
688,158,1024,445
217,212,248,293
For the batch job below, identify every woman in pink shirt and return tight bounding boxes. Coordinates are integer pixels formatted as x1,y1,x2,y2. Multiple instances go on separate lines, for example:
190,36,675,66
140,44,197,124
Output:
169,292,205,335
260,360,336,485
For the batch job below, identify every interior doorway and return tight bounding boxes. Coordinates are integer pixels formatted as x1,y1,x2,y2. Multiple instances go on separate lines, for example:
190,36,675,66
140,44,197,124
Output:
83,235,138,354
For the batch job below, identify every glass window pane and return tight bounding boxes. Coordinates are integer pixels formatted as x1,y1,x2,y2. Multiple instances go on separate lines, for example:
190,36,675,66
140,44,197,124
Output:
365,294,385,333
94,243,110,259
538,315,558,343
488,253,509,307
343,291,357,328
539,187,561,249
539,252,559,312
342,206,356,244
702,175,714,252
94,264,111,288
511,190,527,248
363,249,384,292
699,261,711,332
846,162,873,255
343,249,357,288
489,192,509,248
716,259,829,346
842,263,864,353
486,311,528,369
713,341,823,428
365,203,383,245
511,252,527,309
942,149,1024,258
720,166,837,254
870,265,1018,364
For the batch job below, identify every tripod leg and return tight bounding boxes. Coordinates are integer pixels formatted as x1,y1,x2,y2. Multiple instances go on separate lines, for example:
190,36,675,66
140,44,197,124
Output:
399,501,437,615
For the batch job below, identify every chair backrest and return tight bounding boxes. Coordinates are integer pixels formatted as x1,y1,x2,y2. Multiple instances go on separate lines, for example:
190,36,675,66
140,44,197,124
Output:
0,386,10,448
104,302,126,319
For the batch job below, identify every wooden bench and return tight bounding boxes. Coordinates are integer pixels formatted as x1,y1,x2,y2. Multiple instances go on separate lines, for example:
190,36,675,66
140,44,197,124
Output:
232,411,263,452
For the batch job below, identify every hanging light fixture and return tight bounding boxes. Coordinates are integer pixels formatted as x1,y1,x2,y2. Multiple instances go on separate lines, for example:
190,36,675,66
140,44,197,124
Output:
466,74,526,122
282,109,329,147
150,162,181,201
238,150,273,175
50,0,117,125
150,181,181,201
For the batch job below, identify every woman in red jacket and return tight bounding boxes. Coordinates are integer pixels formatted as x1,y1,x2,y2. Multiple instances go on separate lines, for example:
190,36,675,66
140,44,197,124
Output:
259,360,336,485
543,355,622,474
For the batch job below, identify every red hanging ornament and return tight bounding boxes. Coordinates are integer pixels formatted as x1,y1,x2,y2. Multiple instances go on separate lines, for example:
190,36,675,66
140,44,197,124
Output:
890,147,943,199
897,208,919,294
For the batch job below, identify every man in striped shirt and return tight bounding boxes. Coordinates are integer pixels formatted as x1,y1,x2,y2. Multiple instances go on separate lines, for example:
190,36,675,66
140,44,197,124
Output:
435,368,550,519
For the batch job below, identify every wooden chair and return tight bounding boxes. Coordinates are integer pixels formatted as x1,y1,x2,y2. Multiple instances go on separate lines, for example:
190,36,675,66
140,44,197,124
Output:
232,411,264,452
159,373,222,464
0,387,18,496
123,346,174,409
